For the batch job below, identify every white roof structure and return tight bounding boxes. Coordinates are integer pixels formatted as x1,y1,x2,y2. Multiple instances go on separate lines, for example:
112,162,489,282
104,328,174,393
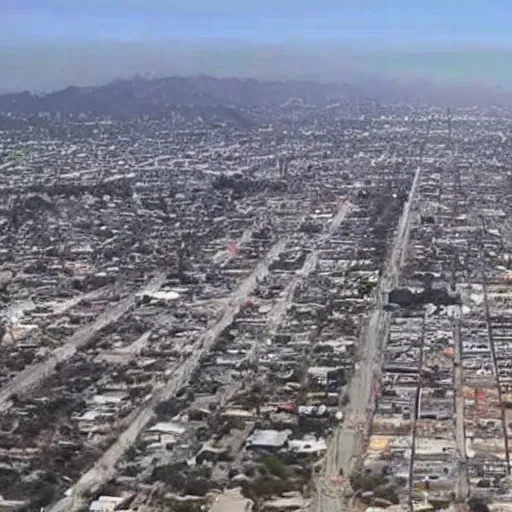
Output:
246,429,291,449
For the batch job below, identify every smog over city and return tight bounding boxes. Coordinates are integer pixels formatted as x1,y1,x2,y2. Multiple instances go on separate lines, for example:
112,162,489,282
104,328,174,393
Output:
1,2,512,512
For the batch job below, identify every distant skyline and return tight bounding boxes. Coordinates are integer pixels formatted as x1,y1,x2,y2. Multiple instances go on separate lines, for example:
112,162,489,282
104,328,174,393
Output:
2,0,512,90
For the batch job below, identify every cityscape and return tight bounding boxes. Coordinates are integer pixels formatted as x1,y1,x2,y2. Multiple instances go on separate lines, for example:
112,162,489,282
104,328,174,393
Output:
1,85,512,512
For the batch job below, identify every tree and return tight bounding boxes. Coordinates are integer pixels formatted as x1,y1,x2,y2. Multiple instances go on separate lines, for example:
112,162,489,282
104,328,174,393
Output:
374,485,399,504
350,471,386,492
468,497,490,512
173,503,203,512
27,483,56,511
260,455,289,480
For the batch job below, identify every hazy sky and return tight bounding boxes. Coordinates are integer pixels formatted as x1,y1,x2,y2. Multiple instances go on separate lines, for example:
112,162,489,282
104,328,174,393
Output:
2,0,512,90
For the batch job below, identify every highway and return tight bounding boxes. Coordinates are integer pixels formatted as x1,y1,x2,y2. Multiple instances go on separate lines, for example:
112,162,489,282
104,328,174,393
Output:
212,228,253,267
48,238,288,512
394,166,421,275
312,165,423,512
453,314,470,502
2,285,109,329
49,201,353,511
268,200,352,334
0,273,166,411
219,200,353,414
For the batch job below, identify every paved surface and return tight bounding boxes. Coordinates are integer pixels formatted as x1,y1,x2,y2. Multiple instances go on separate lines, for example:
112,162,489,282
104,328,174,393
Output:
48,238,288,512
0,273,166,411
395,166,421,273
50,286,111,316
268,201,352,335
453,314,469,502
49,202,353,512
213,228,254,267
2,286,109,329
312,166,422,512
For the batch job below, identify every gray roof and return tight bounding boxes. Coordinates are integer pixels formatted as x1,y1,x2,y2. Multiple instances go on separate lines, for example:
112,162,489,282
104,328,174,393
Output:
246,429,291,449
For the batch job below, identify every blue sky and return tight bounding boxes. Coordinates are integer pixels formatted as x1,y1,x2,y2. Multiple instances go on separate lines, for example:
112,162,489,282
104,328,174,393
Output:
3,0,512,90
3,0,512,45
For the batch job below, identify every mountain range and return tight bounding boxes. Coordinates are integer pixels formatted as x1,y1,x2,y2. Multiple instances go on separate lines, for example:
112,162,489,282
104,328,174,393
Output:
0,74,510,120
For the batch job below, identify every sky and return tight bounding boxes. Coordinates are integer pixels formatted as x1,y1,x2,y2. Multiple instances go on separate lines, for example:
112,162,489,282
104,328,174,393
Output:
2,0,512,90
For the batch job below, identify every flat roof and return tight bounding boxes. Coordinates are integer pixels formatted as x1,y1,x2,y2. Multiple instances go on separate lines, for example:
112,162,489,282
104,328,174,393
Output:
210,488,253,512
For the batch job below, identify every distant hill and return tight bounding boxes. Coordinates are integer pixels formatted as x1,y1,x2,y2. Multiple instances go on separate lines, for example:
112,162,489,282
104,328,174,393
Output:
0,76,359,119
0,74,510,120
